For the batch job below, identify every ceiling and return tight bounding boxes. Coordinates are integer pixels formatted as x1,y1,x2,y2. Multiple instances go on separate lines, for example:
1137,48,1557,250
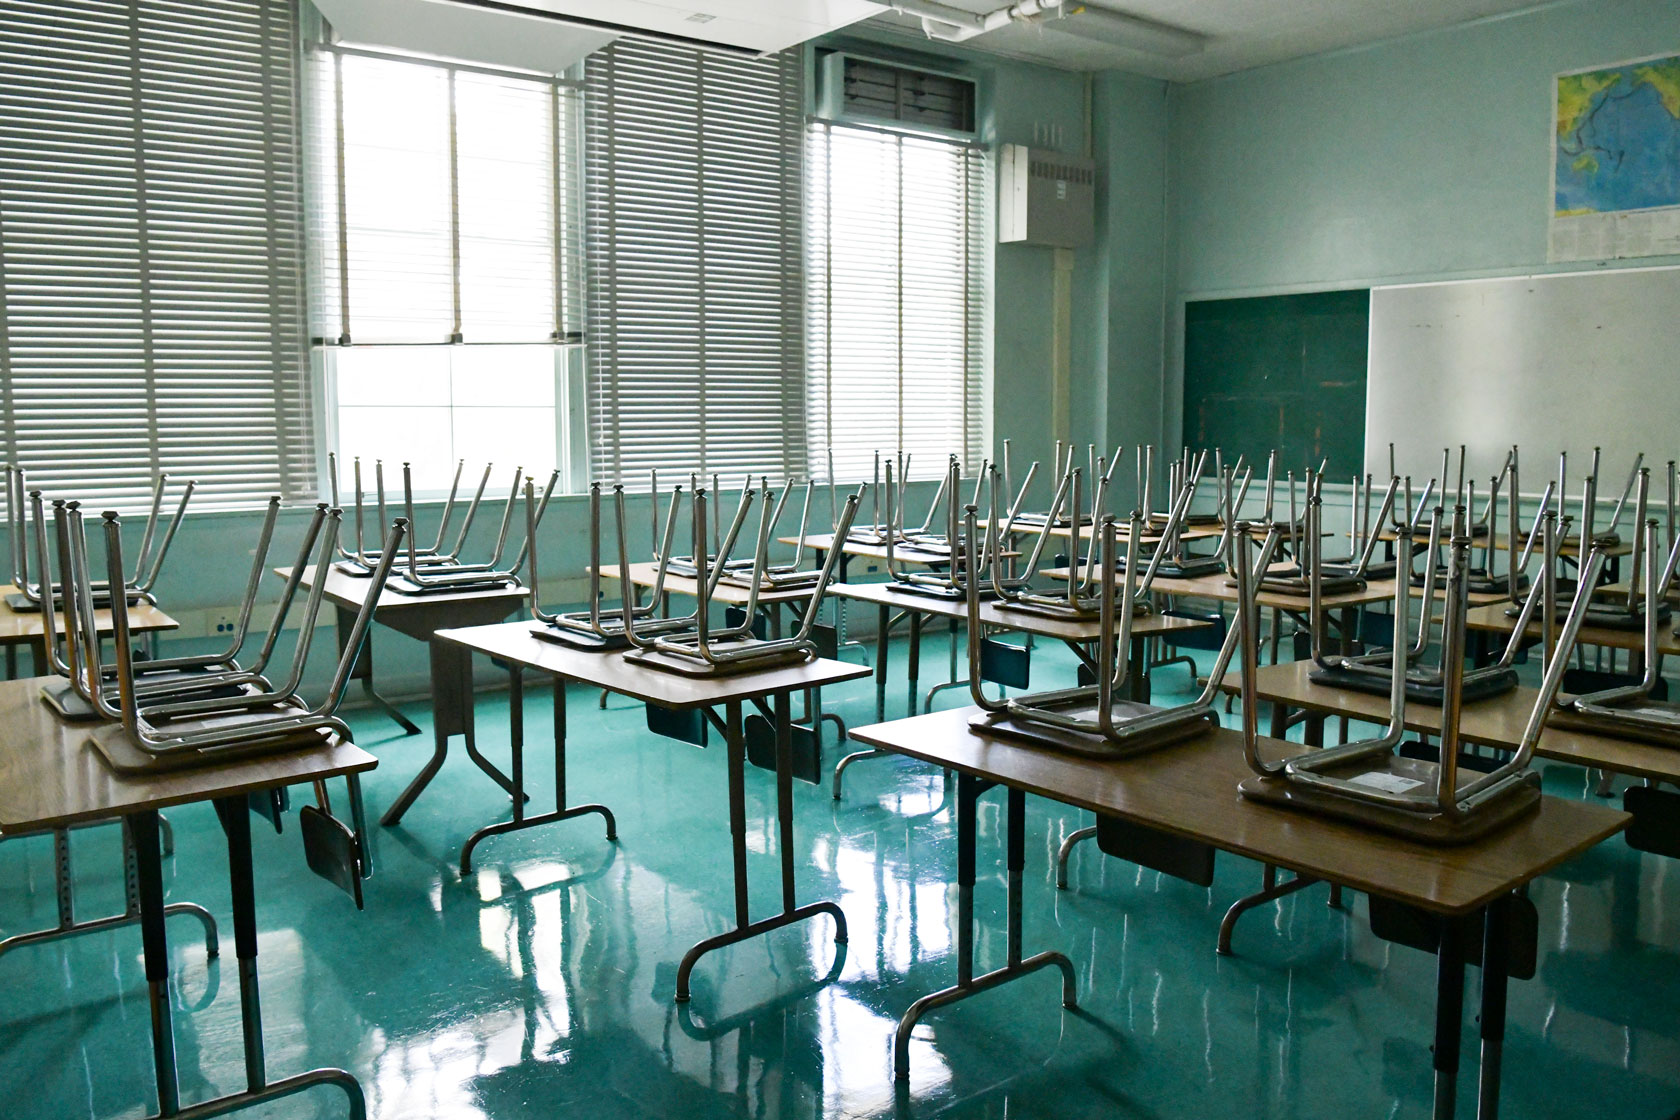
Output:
470,0,882,55
859,0,1557,82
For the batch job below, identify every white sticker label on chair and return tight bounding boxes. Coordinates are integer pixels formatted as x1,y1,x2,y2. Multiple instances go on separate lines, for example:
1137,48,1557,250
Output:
1348,772,1425,794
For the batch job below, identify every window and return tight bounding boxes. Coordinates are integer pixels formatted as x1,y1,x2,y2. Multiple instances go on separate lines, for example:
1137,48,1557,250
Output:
805,121,988,484
584,38,805,487
0,0,313,509
307,45,582,490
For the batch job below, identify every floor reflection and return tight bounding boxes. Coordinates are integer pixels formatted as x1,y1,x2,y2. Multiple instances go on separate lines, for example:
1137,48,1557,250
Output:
1,642,1677,1120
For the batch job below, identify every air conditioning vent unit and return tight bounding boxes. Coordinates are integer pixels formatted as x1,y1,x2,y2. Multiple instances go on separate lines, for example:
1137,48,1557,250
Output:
998,144,1094,249
815,51,977,139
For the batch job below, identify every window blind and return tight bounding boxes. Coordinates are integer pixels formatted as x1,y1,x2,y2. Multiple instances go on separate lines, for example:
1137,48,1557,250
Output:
0,0,314,509
806,121,988,485
306,45,581,346
584,38,805,486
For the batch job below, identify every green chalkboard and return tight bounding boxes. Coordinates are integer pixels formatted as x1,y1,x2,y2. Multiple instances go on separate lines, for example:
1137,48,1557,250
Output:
1181,289,1368,482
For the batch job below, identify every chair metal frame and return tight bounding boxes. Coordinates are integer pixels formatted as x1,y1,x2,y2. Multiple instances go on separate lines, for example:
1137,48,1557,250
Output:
966,505,1282,757
8,464,192,609
623,482,862,675
1238,514,1610,843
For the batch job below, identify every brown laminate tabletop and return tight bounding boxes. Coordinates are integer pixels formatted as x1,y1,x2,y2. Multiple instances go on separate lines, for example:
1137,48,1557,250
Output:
1219,658,1680,784
828,579,1214,643
593,562,820,607
435,620,872,710
0,583,179,645
1464,601,1680,656
0,676,376,834
846,707,1626,916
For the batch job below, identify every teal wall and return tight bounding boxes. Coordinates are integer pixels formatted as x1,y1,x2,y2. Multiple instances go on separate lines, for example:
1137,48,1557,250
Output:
1162,0,1680,442
1090,71,1171,484
1169,0,1680,297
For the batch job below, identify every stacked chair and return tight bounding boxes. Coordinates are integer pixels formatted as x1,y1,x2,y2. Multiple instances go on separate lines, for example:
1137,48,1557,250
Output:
31,484,406,907
528,474,863,678
1236,502,1613,843
328,452,554,595
7,463,192,611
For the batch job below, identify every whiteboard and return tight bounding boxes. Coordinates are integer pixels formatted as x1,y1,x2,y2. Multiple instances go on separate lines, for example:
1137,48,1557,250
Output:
1365,266,1680,494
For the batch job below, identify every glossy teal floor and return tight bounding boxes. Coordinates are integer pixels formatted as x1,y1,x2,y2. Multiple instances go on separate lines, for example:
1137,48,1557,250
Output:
3,634,1679,1120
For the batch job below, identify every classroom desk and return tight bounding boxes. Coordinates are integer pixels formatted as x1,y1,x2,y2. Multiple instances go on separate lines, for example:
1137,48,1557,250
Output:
0,676,378,1120
1017,520,1225,545
1373,528,1635,562
831,580,1214,716
846,707,1626,1117
0,582,179,678
824,579,1213,797
1462,600,1680,658
432,621,871,1003
276,564,528,823
1218,657,1680,784
592,561,819,611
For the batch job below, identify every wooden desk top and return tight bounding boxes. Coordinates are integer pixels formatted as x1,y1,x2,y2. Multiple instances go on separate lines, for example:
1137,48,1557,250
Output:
1222,658,1680,784
777,532,953,566
827,579,1213,643
1372,529,1634,559
1025,521,1225,545
0,677,376,834
1040,567,1400,611
279,565,530,614
847,707,1626,916
594,562,820,606
435,620,872,710
0,584,179,644
1042,568,1506,612
276,565,529,642
1463,601,1680,656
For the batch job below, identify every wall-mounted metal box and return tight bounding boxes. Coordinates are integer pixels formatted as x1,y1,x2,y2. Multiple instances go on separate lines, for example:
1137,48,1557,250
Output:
998,144,1094,248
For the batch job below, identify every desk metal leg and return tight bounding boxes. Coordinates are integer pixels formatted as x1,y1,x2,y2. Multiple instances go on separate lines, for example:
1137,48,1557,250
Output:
1128,634,1151,704
126,796,367,1120
459,674,616,875
385,639,525,827
874,603,889,722
1055,825,1098,889
0,822,217,961
1217,864,1324,956
340,606,418,737
894,779,1076,1081
676,695,846,1003
1433,913,1468,1120
131,810,180,1116
833,604,897,800
1476,900,1510,1120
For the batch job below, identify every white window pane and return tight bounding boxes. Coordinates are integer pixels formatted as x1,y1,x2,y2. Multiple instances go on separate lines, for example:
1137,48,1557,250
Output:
339,56,454,343
449,346,557,405
337,405,456,493
452,406,558,472
334,346,452,407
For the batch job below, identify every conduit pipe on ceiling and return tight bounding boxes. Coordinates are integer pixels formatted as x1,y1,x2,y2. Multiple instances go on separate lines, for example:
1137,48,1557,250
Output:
889,0,1064,41
889,0,1206,57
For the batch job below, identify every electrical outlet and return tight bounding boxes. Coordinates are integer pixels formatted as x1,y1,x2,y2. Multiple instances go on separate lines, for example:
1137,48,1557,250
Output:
210,611,240,637
864,562,880,574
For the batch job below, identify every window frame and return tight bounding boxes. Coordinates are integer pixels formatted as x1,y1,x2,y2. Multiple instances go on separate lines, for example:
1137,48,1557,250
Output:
303,41,587,494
